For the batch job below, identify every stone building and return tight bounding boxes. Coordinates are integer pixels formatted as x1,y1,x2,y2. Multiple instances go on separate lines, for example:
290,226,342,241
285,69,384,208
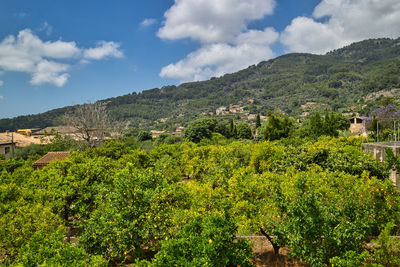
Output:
229,104,244,113
216,106,228,115
150,130,168,139
0,140,16,160
362,142,400,189
349,116,367,135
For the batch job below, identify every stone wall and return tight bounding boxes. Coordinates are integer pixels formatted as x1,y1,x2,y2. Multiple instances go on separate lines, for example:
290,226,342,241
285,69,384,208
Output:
362,142,400,189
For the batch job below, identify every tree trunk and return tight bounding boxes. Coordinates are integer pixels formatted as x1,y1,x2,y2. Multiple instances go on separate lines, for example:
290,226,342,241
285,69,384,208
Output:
260,227,280,255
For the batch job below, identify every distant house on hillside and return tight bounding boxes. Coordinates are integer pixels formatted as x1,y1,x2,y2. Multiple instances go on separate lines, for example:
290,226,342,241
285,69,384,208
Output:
216,106,228,115
349,116,367,135
247,114,257,120
173,126,185,136
150,130,168,139
201,110,214,116
37,126,106,146
36,126,78,135
229,104,244,113
32,151,69,170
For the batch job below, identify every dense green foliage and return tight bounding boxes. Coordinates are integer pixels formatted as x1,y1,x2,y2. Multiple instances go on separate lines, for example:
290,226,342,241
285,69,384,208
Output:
137,131,152,141
152,215,253,267
262,112,293,140
236,122,253,139
330,222,400,267
1,134,399,266
16,229,107,266
305,112,350,138
184,117,253,142
184,117,218,143
2,38,400,131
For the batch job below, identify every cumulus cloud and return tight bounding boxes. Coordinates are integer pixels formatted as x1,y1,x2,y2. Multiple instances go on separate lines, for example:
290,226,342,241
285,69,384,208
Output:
159,0,278,82
83,41,123,60
30,60,70,87
0,29,123,87
160,28,278,82
140,18,157,28
281,0,400,54
158,0,275,43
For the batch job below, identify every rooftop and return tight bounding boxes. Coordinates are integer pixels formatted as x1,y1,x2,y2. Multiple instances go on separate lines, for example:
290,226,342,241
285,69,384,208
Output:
32,151,70,166
36,126,78,135
0,132,51,147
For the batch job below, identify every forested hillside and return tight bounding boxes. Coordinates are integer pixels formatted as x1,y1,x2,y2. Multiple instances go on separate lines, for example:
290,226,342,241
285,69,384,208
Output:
1,37,400,131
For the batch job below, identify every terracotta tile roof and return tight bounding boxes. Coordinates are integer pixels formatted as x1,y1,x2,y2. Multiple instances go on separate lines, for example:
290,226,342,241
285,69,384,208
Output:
33,151,70,166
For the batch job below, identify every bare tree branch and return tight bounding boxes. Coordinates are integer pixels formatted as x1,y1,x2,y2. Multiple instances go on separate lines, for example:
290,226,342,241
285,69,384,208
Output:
62,101,111,147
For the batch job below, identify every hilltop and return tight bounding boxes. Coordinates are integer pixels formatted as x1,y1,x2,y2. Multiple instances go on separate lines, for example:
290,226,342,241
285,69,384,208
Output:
1,37,400,132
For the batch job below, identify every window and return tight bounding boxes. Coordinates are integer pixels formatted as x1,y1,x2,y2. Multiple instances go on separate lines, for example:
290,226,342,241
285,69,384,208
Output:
4,147,10,154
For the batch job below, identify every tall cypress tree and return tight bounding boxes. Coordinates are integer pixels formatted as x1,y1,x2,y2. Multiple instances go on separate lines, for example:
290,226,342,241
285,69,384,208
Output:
256,114,261,128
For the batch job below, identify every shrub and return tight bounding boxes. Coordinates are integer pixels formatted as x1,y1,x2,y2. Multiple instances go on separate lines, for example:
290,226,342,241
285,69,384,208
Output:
137,131,152,141
17,228,107,267
184,117,218,143
152,215,253,267
236,122,252,139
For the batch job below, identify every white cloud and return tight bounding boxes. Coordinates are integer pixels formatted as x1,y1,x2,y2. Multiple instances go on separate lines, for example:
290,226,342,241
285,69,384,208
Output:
159,0,278,82
83,41,123,60
0,80,3,87
30,60,69,87
281,0,400,54
0,29,123,87
160,28,278,82
158,0,275,43
140,18,157,28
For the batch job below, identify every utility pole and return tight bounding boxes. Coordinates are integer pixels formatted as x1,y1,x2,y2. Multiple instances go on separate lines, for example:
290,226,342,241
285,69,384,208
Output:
11,132,14,158
394,121,397,142
377,121,379,143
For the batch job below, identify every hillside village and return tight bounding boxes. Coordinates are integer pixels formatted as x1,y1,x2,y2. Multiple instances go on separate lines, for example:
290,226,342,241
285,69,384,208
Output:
0,103,371,160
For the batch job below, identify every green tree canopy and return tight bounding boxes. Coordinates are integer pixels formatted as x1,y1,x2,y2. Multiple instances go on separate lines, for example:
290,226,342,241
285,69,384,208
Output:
262,112,293,140
236,122,252,139
184,117,218,143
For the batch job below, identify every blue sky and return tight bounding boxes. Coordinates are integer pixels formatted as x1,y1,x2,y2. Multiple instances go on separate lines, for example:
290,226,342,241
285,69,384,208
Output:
0,0,399,119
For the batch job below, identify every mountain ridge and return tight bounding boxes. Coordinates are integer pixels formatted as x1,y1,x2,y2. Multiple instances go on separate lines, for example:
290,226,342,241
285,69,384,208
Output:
1,37,400,131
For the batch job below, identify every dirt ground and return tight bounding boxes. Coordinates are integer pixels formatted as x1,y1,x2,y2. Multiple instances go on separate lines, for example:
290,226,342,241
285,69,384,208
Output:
250,237,309,267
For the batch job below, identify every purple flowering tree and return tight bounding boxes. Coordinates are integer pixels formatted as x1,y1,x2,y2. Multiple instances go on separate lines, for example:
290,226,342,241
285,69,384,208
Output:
366,104,400,131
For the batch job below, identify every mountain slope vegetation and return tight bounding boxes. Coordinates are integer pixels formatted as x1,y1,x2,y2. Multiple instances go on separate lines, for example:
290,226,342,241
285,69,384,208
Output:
1,37,400,131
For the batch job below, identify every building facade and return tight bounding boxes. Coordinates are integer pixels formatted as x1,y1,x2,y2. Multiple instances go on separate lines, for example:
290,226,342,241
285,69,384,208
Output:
349,116,367,135
0,142,16,160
